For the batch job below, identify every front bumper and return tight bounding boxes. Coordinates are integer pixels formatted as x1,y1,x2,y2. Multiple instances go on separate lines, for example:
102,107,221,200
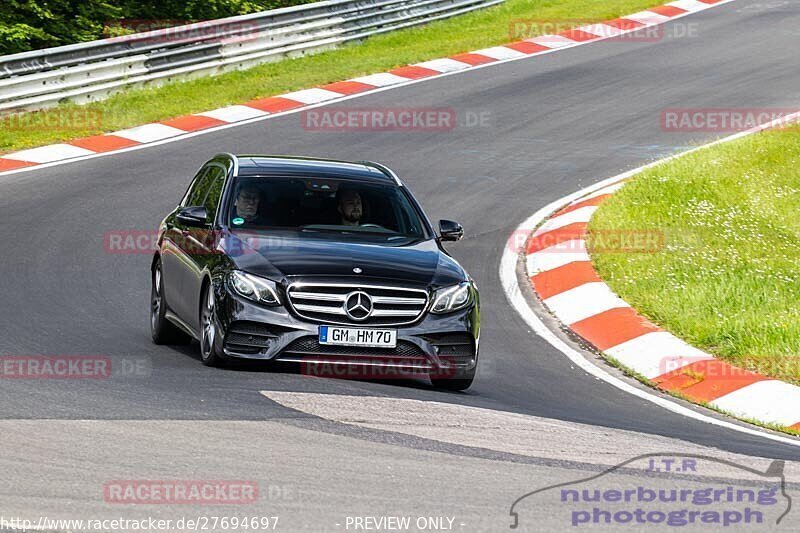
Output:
214,284,480,376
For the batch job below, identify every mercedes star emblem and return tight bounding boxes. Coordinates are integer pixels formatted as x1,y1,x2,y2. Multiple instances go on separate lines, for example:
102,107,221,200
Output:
344,291,373,321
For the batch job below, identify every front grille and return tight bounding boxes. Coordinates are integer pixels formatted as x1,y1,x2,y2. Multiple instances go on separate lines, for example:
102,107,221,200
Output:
286,283,429,326
224,321,280,355
422,333,476,366
279,336,428,358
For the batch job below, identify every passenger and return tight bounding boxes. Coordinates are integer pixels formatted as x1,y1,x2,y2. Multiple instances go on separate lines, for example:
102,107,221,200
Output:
233,184,269,226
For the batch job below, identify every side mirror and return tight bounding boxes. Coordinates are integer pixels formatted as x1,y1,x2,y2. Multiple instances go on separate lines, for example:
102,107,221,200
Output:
176,206,210,227
438,219,464,242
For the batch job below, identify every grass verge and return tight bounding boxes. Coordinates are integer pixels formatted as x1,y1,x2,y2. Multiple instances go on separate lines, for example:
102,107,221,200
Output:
0,0,664,154
589,125,800,386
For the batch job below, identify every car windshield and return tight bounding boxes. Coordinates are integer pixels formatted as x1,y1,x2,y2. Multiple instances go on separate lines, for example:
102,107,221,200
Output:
226,176,428,239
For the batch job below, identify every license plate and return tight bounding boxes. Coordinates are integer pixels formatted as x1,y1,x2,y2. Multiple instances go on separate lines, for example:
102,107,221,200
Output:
319,326,397,348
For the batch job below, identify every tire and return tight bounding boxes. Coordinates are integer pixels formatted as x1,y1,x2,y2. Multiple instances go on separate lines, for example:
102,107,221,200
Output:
431,367,476,391
199,283,227,367
151,260,191,345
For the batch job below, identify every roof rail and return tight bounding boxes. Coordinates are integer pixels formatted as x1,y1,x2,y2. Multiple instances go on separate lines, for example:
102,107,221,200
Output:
214,152,239,176
359,161,402,185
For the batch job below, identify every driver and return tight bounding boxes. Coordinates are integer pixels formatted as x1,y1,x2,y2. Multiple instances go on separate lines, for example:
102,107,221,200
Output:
233,184,268,226
336,188,363,226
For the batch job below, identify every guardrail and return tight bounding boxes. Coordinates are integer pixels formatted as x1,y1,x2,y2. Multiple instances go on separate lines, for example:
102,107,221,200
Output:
0,0,503,114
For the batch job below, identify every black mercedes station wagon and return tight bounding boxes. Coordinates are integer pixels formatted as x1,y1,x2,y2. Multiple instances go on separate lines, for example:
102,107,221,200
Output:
150,154,480,390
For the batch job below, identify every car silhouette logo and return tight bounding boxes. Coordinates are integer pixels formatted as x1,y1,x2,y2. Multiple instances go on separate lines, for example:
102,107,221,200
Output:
344,291,373,321
508,453,792,529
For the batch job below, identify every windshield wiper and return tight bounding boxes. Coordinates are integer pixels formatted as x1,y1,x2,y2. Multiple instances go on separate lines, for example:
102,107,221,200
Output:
300,225,350,234
297,226,423,244
300,224,398,235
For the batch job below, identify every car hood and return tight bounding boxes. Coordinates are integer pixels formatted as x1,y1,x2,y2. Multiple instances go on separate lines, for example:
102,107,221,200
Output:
222,231,466,287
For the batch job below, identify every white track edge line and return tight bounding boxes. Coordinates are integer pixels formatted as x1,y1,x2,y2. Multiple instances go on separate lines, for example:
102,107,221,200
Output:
500,113,800,448
0,0,738,178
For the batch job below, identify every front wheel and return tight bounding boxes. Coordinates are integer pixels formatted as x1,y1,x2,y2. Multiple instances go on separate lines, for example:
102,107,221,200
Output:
199,284,227,367
151,260,191,345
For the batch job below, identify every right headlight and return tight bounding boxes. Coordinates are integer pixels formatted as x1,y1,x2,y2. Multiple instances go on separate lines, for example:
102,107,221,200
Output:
228,270,281,306
430,282,473,314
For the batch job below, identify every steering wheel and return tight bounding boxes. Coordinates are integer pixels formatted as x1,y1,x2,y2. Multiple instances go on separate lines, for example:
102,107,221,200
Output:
360,223,382,229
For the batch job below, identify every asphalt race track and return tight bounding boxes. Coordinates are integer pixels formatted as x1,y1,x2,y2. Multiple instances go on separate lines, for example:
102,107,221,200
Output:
1,1,799,530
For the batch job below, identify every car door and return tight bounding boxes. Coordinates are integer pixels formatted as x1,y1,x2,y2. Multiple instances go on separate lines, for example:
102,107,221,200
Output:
181,164,228,331
161,165,215,327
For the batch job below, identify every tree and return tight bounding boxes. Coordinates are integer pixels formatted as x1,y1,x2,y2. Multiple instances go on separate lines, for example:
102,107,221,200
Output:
0,0,314,54
0,0,121,54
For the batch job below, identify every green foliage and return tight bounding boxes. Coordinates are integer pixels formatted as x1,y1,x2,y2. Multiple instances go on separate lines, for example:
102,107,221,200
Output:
0,0,313,54
0,0,121,53
113,0,312,21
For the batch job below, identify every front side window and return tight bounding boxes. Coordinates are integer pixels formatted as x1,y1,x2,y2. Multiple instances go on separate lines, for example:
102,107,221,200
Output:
181,167,209,207
226,177,428,240
184,167,214,207
201,166,227,220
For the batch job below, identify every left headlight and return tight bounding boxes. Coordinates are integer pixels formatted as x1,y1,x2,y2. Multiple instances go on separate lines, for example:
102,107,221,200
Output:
228,270,281,306
430,281,473,314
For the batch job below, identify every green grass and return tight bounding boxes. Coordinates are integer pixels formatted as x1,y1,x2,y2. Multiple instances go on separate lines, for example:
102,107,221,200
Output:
589,125,800,385
0,0,663,154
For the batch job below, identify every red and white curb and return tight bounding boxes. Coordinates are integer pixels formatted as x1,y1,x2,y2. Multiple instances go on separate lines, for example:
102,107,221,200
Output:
503,111,800,442
0,0,733,175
